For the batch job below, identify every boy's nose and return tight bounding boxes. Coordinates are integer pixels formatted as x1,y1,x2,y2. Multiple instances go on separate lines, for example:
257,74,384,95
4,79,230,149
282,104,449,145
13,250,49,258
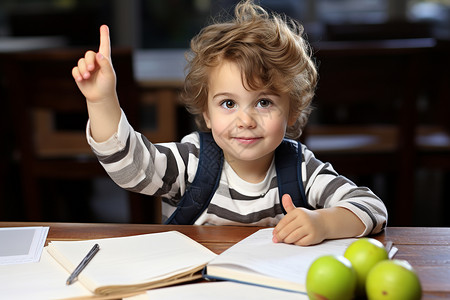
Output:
236,109,257,129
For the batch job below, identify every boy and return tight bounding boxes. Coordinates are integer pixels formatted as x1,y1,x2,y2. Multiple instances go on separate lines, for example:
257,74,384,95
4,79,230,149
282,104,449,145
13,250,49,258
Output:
72,0,387,246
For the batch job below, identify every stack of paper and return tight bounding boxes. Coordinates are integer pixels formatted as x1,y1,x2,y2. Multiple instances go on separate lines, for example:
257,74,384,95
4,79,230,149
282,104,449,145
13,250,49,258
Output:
0,226,49,265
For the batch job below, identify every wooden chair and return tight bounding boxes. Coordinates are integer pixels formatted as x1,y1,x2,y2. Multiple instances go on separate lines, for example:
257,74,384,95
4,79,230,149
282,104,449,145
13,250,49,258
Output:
4,48,146,222
417,39,450,166
415,40,450,225
305,39,434,225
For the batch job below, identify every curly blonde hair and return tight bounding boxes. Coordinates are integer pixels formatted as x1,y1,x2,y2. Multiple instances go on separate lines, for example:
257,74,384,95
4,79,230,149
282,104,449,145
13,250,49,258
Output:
181,0,317,139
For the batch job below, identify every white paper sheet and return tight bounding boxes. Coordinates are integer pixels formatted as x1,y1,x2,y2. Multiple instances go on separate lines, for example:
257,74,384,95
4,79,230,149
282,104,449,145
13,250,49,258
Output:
125,281,308,300
0,248,92,300
0,226,49,265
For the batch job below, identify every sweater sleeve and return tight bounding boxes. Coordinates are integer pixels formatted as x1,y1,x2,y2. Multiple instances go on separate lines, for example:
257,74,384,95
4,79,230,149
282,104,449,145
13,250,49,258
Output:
301,144,388,236
86,110,200,200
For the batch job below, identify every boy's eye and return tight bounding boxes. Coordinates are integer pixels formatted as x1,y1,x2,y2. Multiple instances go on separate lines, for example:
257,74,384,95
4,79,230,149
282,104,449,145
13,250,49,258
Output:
221,100,236,109
257,98,272,108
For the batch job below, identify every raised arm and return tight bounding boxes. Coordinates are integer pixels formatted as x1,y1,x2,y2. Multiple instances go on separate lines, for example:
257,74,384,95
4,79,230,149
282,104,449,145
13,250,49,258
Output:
72,25,121,142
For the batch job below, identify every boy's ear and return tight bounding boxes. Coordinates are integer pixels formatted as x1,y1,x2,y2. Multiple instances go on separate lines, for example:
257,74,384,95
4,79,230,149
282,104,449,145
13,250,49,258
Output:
287,111,299,127
203,110,212,129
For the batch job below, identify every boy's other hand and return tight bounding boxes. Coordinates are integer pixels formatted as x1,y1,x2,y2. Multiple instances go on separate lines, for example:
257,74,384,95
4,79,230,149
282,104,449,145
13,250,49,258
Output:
272,194,327,246
72,25,117,104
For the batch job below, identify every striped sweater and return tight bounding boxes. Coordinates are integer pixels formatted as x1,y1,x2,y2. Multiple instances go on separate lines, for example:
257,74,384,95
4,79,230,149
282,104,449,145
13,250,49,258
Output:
87,111,387,236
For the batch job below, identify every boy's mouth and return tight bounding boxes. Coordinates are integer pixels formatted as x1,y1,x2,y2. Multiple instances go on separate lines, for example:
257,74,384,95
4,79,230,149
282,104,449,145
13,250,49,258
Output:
232,137,262,145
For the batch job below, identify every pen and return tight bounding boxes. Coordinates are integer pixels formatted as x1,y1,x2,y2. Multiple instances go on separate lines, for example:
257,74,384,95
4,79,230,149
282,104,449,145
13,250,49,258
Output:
66,243,100,285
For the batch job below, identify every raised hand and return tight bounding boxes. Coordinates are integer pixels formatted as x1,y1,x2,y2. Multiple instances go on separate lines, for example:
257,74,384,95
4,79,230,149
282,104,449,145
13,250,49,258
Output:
72,25,117,104
72,25,121,143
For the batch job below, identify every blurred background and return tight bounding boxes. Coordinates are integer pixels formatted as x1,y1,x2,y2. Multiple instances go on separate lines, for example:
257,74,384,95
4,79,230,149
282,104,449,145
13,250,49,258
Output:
0,0,449,226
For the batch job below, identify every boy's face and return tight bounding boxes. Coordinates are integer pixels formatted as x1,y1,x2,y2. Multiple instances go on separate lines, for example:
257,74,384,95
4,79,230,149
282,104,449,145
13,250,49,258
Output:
203,60,295,170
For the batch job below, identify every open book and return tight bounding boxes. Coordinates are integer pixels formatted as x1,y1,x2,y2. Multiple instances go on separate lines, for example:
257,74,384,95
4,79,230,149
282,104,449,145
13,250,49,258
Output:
204,228,356,293
0,231,217,300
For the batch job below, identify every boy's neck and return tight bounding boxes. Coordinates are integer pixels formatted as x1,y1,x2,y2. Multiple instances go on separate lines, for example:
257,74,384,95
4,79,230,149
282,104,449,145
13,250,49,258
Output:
224,153,274,184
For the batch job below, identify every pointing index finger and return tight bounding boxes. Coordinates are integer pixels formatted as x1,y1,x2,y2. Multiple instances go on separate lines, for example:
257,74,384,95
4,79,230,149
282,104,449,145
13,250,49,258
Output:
99,25,111,58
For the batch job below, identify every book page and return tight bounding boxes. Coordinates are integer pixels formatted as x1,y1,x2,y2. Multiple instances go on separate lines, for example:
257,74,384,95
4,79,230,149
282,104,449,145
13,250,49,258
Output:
206,228,356,290
0,226,49,265
47,231,217,294
0,248,92,299
125,281,308,300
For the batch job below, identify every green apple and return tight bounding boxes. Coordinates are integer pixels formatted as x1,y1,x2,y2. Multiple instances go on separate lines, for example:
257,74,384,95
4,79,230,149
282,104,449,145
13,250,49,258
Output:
366,259,422,300
306,255,356,300
344,238,388,296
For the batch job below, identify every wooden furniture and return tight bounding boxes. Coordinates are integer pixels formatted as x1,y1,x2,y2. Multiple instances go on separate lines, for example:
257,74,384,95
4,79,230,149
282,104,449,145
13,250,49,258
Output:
0,222,449,299
0,37,70,220
127,50,187,224
417,39,450,168
306,38,435,226
415,39,450,226
133,49,186,142
3,48,140,221
138,86,180,143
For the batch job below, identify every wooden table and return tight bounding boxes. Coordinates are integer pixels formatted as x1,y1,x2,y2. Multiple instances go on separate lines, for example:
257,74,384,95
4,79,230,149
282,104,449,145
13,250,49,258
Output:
1,223,449,299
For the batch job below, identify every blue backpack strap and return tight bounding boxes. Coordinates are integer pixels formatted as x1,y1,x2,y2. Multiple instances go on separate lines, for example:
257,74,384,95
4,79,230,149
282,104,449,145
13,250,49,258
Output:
275,139,311,213
165,132,224,225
